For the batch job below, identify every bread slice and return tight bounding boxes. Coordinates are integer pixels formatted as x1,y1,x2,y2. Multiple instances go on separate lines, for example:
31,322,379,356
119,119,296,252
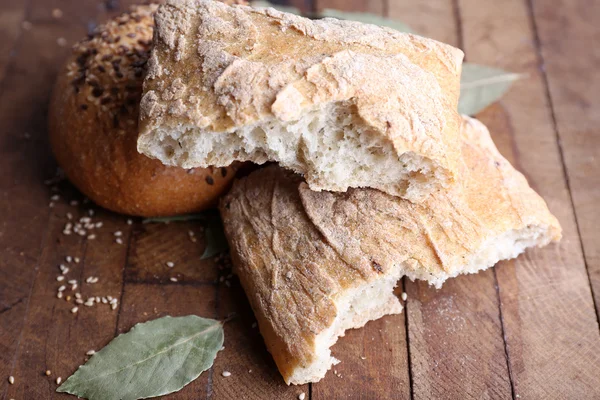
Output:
219,116,561,384
138,0,464,202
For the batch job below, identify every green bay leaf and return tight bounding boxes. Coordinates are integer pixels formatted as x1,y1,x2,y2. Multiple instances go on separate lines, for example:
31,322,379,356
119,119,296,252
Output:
459,63,523,115
201,214,229,259
57,315,224,400
318,9,413,33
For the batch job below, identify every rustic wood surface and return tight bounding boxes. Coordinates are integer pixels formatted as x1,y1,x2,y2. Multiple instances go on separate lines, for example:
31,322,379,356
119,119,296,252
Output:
1,0,599,399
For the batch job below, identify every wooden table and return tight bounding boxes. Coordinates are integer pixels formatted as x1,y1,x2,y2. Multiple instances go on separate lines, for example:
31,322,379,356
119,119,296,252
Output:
1,0,599,399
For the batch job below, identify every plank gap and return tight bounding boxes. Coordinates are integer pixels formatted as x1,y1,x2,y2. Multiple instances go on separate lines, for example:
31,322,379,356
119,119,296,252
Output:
493,268,516,400
524,0,600,329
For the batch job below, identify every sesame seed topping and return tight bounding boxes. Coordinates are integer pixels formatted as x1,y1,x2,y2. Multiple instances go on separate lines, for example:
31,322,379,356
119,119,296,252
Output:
115,238,123,245
170,277,178,282
75,293,82,299
166,261,174,268
75,299,84,304
401,292,408,301
45,370,52,376
74,257,80,263
285,271,292,279
57,37,67,47
111,303,118,310
222,371,231,377
8,376,15,384
114,231,122,237
68,279,77,285
57,292,63,299
56,377,62,385
126,219,132,225
52,9,63,19
86,350,96,356
66,212,73,220
87,234,96,240
58,285,66,292
299,393,306,400
57,275,65,282
51,194,60,201
71,306,79,313
70,200,78,206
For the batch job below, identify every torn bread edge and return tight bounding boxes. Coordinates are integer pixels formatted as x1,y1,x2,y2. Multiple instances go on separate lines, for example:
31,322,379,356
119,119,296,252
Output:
219,116,561,385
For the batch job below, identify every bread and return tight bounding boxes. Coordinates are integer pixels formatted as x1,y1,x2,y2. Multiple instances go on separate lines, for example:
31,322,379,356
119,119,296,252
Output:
48,4,239,217
138,0,465,202
219,116,562,384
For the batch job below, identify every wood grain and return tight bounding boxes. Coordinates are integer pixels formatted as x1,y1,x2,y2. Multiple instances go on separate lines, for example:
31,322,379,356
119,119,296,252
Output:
459,0,600,397
530,0,600,317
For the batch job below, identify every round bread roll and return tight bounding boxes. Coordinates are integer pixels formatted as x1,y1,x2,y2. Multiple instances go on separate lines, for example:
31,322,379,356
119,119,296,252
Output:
48,4,238,217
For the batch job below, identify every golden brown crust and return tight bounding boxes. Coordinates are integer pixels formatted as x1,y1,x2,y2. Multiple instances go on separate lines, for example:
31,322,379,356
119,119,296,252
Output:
48,4,238,217
219,116,562,383
139,0,464,198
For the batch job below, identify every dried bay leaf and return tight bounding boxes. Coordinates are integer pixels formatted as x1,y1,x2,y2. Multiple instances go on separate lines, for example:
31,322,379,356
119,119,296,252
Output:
57,315,224,400
459,63,523,115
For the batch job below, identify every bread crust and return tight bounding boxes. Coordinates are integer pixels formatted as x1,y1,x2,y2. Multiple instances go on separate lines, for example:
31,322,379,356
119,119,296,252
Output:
219,116,561,384
48,4,237,217
138,0,464,199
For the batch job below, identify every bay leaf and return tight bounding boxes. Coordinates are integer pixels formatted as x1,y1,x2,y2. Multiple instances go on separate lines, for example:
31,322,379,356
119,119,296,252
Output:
459,63,524,115
57,315,224,400
201,214,229,259
251,0,301,15
318,9,413,33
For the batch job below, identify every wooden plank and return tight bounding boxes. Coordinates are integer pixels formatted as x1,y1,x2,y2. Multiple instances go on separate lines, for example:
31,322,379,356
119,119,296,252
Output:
459,0,600,397
115,282,218,399
211,280,311,399
0,0,27,83
126,221,218,285
388,0,457,43
0,1,132,398
530,0,600,316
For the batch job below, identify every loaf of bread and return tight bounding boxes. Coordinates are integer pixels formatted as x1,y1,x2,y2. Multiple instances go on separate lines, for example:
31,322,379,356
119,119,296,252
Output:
219,116,561,384
138,0,464,202
48,4,240,217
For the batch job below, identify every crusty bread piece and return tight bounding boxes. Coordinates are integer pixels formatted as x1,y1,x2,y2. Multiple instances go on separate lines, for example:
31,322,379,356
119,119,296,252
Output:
219,116,561,384
48,4,240,217
138,0,464,202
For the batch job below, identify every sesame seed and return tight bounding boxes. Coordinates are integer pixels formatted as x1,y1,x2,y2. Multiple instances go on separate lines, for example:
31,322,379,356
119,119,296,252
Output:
95,222,103,228
75,299,84,304
75,293,82,299
299,393,306,400
51,194,60,201
72,283,78,291
285,271,292,279
114,231,122,237
84,301,94,307
58,285,66,292
126,219,132,225
222,371,231,377
110,298,118,305
170,277,178,282
70,200,78,206
95,296,101,303
8,376,15,384
111,303,118,310
49,202,55,208
68,279,77,285
88,209,94,216
188,230,195,237
101,297,108,304
115,238,123,245
57,292,63,299
62,267,69,274
66,212,73,220
87,234,96,240
56,377,62,385
65,295,71,301
57,275,65,282
401,292,408,301
71,306,79,313
45,370,51,376
86,350,95,356
74,257,80,263
66,256,72,263
57,37,67,47
107,296,113,301
166,261,174,268
52,8,63,19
